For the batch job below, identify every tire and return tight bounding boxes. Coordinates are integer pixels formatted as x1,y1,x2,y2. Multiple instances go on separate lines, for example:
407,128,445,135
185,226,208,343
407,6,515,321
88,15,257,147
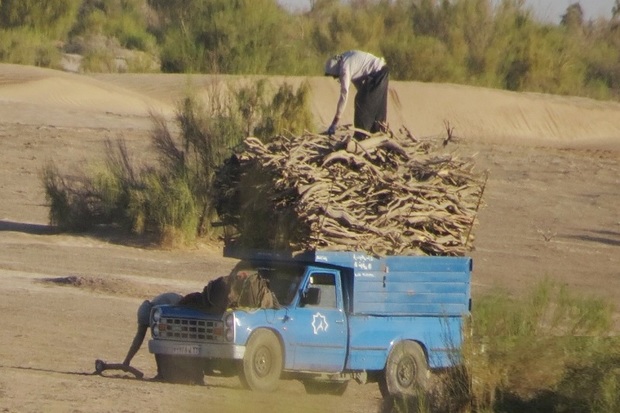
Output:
303,380,349,396
379,341,429,399
238,329,283,392
157,355,204,385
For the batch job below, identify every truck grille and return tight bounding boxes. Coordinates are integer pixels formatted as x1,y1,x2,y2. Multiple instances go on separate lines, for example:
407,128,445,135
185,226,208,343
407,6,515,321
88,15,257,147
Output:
158,317,225,342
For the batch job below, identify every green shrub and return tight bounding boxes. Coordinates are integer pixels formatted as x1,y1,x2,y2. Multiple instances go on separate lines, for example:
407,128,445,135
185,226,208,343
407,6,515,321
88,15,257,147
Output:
41,77,315,245
125,51,159,73
159,28,202,73
556,342,620,413
0,0,81,39
446,279,615,413
0,28,62,68
128,171,198,246
174,92,245,236
382,35,466,82
42,163,84,231
42,157,127,232
254,81,315,140
80,46,117,72
69,0,155,52
3,0,620,100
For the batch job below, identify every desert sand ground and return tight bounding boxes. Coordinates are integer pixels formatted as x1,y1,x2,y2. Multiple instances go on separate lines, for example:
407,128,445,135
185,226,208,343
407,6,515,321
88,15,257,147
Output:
0,63,619,413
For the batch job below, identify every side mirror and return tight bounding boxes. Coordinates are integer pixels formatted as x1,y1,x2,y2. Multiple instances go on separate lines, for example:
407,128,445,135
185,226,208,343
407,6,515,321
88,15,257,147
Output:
300,287,321,306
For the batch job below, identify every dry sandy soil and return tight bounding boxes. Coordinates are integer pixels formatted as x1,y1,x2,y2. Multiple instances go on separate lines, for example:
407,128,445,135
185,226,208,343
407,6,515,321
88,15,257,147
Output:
0,63,619,413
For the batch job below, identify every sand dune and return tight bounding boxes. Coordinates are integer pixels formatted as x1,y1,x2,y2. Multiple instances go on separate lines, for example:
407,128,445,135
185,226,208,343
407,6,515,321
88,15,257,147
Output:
92,72,620,149
1,64,618,149
389,81,620,149
0,64,174,129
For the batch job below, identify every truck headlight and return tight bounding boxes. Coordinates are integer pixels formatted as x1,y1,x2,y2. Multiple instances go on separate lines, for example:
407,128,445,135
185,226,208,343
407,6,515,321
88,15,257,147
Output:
224,313,235,342
224,313,235,328
152,325,160,337
225,328,234,342
152,307,162,323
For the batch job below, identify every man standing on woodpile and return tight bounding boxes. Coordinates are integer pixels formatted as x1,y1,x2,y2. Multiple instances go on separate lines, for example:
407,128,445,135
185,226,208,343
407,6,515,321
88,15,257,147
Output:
324,50,389,139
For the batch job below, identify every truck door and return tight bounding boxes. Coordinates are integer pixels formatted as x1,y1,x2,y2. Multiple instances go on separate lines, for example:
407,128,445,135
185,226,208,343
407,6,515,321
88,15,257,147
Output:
286,268,348,372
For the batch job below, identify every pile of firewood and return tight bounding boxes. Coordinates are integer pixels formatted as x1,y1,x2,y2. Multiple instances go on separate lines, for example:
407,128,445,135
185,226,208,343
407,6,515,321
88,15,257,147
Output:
215,127,487,256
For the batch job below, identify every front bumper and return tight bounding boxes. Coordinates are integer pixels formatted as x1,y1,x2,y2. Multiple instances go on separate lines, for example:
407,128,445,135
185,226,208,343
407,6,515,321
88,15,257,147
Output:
148,339,245,360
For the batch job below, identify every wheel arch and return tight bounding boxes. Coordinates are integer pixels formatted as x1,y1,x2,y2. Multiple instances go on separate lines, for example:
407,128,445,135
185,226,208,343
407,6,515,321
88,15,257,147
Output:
379,338,431,399
383,338,429,370
245,327,286,364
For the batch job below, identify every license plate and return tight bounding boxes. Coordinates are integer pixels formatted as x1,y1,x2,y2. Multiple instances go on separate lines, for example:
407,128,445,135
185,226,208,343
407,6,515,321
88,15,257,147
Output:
171,345,200,356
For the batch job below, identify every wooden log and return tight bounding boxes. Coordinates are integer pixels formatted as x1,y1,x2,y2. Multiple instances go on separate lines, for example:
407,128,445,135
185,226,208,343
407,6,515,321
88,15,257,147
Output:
216,127,486,256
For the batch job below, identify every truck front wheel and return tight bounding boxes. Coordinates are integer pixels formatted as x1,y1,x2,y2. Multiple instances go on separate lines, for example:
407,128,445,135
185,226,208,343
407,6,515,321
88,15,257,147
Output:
379,341,429,399
239,329,283,392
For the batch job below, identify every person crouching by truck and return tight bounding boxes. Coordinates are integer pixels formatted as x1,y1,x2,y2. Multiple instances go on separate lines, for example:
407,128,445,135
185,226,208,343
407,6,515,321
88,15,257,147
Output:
123,292,183,379
324,50,390,140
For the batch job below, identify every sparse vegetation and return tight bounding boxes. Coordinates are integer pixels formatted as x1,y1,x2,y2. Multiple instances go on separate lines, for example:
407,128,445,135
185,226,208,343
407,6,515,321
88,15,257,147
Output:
0,28,63,68
42,79,314,245
400,279,618,413
1,0,620,99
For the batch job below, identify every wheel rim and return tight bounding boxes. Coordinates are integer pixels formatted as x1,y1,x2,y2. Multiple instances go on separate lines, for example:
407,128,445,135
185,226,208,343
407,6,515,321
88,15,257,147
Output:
396,354,416,389
253,346,272,378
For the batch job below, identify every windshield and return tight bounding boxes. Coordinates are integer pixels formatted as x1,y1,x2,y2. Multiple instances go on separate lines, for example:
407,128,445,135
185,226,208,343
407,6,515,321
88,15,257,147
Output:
254,263,306,306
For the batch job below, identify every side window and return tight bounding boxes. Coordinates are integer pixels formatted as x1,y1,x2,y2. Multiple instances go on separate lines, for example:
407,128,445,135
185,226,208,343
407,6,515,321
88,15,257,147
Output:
306,272,337,309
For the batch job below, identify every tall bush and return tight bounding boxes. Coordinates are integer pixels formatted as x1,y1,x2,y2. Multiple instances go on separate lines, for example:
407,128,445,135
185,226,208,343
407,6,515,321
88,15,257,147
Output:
69,0,156,52
153,0,293,74
455,279,614,412
0,28,62,67
42,79,314,245
2,0,620,99
254,81,314,140
0,0,80,39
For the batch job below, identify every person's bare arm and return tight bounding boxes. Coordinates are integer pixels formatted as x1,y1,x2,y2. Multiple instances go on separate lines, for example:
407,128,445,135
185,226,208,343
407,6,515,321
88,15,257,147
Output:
123,324,148,366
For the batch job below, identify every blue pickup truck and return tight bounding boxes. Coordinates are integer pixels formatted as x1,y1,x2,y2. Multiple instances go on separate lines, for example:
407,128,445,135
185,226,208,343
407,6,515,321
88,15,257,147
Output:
148,250,472,398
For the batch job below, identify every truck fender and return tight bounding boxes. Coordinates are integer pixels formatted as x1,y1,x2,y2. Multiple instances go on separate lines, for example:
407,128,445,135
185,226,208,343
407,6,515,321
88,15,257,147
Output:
244,327,286,359
383,339,429,369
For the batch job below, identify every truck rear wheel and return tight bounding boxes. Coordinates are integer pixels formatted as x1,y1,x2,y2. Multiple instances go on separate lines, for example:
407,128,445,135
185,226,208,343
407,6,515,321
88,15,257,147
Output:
239,329,282,392
379,341,429,399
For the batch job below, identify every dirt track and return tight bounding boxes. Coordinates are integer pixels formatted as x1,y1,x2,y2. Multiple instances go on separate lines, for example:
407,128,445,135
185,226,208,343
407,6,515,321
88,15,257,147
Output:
0,64,619,412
